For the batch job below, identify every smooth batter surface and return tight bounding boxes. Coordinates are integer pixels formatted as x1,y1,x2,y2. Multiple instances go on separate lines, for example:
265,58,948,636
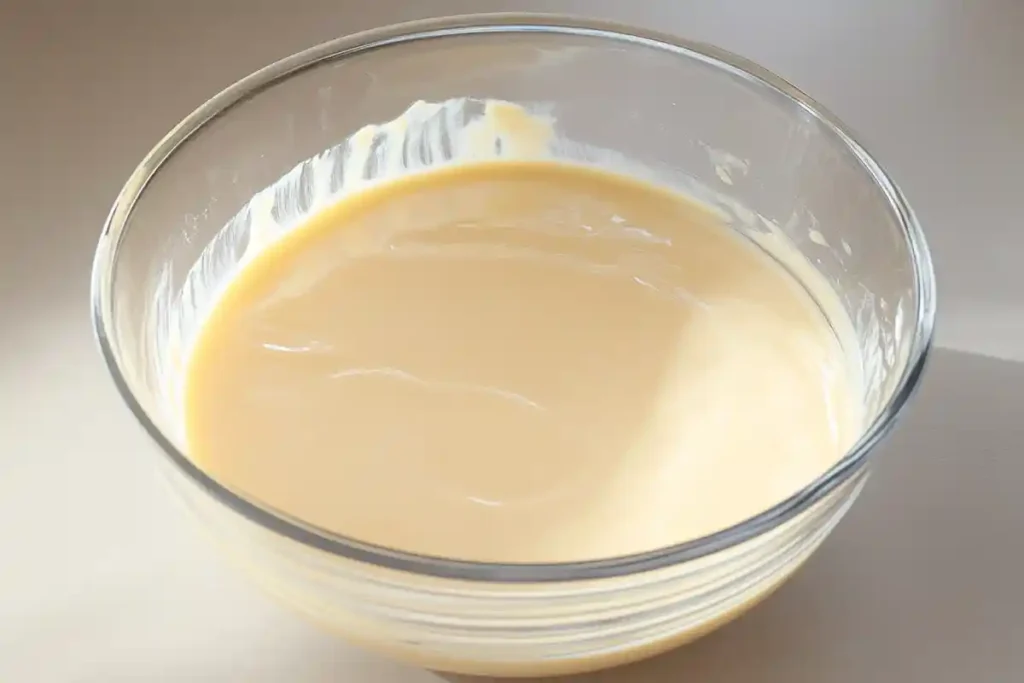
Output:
184,160,859,563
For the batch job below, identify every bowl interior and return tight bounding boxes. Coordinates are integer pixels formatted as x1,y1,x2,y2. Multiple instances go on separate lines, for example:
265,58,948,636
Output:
92,15,934,580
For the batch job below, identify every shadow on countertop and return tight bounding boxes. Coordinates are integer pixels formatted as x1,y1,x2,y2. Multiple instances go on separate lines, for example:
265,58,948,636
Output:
449,346,1024,683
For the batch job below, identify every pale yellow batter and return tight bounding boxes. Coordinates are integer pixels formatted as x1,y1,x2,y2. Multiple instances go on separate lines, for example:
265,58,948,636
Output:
184,159,859,564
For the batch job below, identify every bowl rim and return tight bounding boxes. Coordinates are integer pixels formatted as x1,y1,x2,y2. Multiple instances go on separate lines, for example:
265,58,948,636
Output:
90,12,937,583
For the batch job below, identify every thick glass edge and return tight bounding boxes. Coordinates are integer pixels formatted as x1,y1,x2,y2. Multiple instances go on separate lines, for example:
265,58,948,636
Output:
90,13,937,583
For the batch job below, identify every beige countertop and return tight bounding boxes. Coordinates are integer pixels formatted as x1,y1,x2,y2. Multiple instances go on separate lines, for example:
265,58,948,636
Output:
1,1,1022,681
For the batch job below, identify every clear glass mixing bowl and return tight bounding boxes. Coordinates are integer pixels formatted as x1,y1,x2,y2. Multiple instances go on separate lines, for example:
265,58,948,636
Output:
91,14,935,678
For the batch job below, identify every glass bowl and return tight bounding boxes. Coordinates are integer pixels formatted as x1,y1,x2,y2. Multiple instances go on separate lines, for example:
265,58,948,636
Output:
91,14,935,678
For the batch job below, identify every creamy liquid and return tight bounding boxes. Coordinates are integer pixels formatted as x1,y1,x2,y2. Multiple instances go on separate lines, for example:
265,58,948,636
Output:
184,160,860,564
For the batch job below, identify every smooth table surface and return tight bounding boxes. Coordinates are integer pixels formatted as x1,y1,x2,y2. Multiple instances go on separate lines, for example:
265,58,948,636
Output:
1,2,1022,681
